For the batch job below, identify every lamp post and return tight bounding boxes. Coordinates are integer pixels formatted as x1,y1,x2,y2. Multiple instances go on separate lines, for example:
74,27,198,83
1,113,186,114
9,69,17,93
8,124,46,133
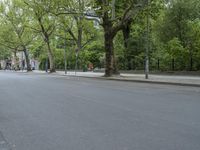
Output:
145,0,150,79
75,49,78,76
45,57,48,73
21,51,23,71
64,31,67,75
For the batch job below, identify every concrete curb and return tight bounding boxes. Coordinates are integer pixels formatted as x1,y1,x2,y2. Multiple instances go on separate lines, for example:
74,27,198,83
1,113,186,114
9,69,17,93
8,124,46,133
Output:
100,77,200,87
59,74,200,88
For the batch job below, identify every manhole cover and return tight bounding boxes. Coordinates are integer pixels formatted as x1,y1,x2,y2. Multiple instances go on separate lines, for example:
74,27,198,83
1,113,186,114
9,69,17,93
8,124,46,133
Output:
0,132,12,150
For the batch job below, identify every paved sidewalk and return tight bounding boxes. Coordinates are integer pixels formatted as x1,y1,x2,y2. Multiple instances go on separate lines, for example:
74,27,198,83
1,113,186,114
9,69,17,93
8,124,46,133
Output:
1,70,200,87
31,70,200,87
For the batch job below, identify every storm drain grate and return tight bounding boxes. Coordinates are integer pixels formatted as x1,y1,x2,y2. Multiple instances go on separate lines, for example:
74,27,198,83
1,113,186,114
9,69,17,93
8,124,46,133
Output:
0,132,12,150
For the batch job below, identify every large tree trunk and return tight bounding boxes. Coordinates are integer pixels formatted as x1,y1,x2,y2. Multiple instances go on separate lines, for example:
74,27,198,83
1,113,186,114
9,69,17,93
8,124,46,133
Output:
46,41,55,73
112,49,119,75
37,16,55,73
104,27,119,77
13,51,18,70
23,49,31,72
104,32,114,77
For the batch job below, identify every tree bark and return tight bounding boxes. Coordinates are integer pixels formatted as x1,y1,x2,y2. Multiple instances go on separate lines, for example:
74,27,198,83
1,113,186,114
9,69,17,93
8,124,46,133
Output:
46,40,55,73
112,49,119,75
102,3,122,77
13,51,18,70
104,26,119,76
104,29,114,77
23,48,32,72
37,16,56,73
103,11,120,77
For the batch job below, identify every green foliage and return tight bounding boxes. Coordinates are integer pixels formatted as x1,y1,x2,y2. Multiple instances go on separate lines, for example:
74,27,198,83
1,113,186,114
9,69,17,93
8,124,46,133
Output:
153,0,200,71
0,47,11,60
79,50,103,69
1,0,200,72
167,38,185,58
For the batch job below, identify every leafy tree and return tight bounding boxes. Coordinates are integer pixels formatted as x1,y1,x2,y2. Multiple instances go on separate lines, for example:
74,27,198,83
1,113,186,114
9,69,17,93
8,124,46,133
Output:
185,20,200,70
0,21,19,69
167,38,186,70
53,0,99,66
155,0,200,70
0,0,34,71
91,0,148,76
24,0,56,72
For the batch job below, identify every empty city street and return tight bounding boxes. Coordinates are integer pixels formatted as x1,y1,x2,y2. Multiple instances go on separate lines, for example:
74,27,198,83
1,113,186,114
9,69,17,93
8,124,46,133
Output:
0,72,200,150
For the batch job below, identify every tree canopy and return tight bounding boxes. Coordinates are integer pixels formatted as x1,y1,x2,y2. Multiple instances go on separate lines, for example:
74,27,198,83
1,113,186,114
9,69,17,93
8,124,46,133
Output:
0,0,200,75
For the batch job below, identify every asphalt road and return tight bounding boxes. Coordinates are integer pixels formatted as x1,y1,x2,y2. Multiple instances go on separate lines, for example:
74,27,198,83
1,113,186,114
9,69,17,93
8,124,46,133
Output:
0,72,200,150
